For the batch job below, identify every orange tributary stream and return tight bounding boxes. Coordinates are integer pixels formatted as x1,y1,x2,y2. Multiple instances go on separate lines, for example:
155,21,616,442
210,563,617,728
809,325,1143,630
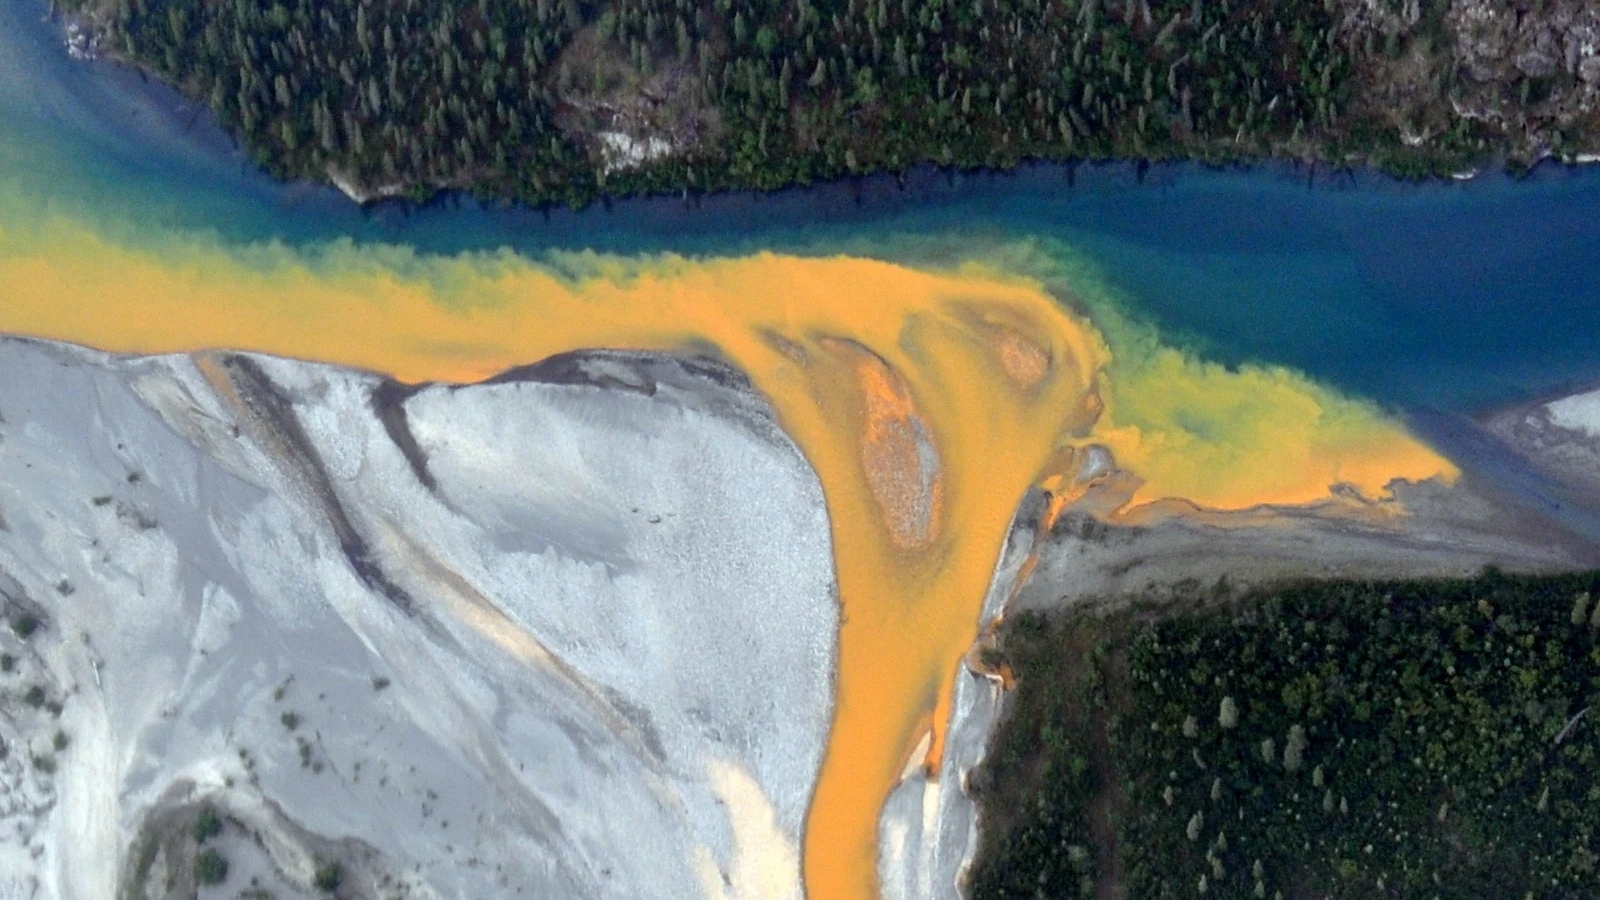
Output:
0,225,1452,900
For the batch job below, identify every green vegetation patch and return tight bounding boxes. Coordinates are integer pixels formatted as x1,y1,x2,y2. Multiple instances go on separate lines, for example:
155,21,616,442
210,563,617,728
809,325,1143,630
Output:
972,569,1600,900
192,806,222,843
314,858,343,893
195,847,229,886
10,614,40,639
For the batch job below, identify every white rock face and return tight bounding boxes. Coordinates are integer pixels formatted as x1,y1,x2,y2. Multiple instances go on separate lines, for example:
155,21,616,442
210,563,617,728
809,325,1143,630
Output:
1546,387,1600,438
1483,383,1600,508
598,131,676,173
0,338,837,900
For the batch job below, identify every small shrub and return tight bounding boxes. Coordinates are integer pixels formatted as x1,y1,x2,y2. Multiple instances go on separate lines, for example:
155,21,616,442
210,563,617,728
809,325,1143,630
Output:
10,615,39,639
22,685,45,708
195,847,229,885
0,653,15,673
313,859,342,893
371,676,390,691
31,754,55,774
193,807,223,843
52,730,68,752
280,711,299,731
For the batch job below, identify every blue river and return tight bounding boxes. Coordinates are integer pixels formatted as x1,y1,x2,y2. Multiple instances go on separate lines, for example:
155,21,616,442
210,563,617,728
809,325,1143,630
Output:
4,0,1599,416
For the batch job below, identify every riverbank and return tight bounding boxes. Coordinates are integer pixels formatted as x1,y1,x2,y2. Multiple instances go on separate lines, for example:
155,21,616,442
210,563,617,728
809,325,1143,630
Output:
1001,372,1600,629
49,0,1600,211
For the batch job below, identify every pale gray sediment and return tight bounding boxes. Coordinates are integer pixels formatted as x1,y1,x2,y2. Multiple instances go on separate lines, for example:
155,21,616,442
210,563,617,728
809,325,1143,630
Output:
1476,386,1600,524
1013,429,1600,616
0,337,837,900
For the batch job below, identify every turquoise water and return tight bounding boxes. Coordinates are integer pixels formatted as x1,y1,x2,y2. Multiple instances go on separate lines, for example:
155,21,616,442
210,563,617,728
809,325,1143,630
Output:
6,0,1600,414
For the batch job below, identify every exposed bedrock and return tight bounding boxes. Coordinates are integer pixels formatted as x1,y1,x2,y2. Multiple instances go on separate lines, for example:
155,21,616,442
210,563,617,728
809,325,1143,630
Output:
0,338,836,900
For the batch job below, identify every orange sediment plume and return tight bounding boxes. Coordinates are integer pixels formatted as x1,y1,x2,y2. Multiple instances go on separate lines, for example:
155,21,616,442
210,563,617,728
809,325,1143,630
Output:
0,210,1458,900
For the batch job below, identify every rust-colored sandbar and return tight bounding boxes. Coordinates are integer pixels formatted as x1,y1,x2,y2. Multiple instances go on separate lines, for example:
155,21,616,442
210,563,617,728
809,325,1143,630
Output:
0,211,1455,900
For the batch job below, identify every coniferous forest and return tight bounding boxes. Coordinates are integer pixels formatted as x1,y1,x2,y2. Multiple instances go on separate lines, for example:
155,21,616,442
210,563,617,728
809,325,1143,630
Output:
972,569,1600,900
57,0,1600,206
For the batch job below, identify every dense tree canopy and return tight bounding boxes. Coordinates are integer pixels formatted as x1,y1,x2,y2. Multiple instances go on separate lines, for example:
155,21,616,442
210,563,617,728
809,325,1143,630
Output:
974,569,1600,899
62,0,1576,206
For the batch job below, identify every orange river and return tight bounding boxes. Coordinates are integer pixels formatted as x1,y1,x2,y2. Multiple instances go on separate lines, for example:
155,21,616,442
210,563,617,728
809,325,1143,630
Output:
0,211,1455,900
